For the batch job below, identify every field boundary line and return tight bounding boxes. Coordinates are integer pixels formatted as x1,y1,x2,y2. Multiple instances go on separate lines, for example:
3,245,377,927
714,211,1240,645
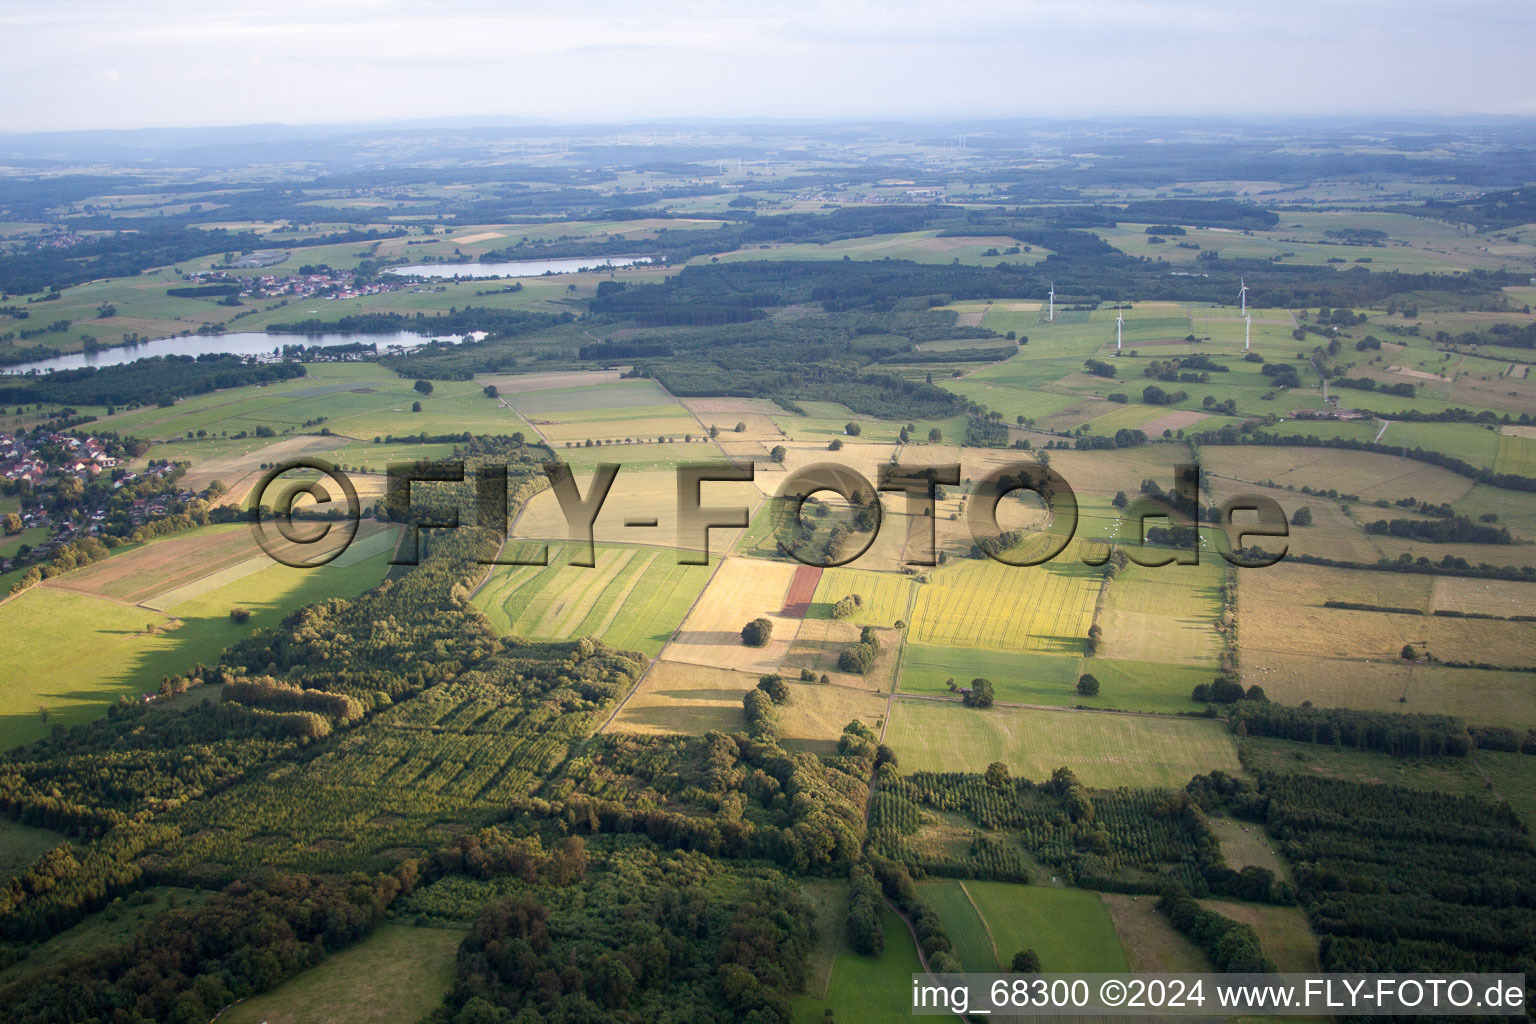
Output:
878,579,922,743
958,880,1003,970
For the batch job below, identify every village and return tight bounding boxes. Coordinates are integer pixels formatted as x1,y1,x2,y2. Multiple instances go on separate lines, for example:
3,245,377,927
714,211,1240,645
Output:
1,429,187,575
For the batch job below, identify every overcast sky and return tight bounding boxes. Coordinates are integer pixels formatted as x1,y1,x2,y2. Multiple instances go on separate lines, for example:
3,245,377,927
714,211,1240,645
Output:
3,0,1533,133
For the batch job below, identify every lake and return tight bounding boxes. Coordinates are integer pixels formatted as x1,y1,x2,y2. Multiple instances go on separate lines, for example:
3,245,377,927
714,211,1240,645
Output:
1,330,478,376
386,255,653,279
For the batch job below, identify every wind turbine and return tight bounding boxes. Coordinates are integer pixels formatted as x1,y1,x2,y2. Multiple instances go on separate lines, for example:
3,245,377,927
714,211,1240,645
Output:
1244,313,1252,352
1238,278,1249,317
1116,307,1124,352
1047,283,1055,322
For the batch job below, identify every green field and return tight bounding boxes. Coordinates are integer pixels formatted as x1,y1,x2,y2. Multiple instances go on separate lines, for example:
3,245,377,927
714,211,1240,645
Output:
471,544,711,656
220,924,465,1024
919,880,1001,971
966,883,1130,972
792,908,924,1024
883,701,1242,788
0,539,394,749
909,546,1104,655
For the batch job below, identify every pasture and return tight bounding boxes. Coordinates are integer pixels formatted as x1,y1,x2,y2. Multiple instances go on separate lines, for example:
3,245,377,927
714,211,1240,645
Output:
1198,446,1476,505
908,544,1104,655
471,544,711,656
219,924,465,1024
966,883,1130,972
1199,900,1320,972
1101,893,1211,972
1095,558,1224,665
881,701,1241,788
792,907,922,1024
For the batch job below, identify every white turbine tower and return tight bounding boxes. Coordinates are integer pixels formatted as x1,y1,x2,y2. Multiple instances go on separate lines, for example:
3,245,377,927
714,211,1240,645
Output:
1048,283,1055,322
1244,313,1252,352
1116,307,1124,352
1238,278,1249,317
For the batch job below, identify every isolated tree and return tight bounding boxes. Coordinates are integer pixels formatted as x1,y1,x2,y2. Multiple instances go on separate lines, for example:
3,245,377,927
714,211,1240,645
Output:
411,401,422,412
1401,643,1417,661
1112,491,1129,509
1290,506,1313,526
1076,673,1100,697
413,379,434,395
482,384,498,398
770,445,787,463
741,618,773,647
928,427,942,442
963,678,995,709
2,512,22,535
984,762,1010,788
828,438,843,451
229,607,252,624
844,422,861,436
735,421,747,432
1011,949,1041,973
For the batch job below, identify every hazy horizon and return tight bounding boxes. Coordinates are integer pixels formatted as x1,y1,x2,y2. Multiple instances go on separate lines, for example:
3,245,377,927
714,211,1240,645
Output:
4,0,1533,134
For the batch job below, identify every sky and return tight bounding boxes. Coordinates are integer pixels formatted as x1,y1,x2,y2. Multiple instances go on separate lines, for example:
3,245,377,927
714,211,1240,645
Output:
2,0,1533,133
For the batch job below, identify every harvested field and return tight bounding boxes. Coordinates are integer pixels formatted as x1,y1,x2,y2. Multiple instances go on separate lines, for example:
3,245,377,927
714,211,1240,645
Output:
782,620,900,693
605,661,885,751
43,525,259,604
1139,409,1212,435
511,467,761,554
659,556,801,673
